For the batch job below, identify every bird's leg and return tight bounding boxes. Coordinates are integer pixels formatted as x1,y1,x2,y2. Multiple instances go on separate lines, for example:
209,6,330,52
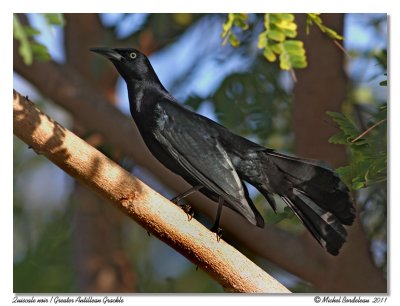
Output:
171,185,203,203
171,185,202,221
210,197,224,242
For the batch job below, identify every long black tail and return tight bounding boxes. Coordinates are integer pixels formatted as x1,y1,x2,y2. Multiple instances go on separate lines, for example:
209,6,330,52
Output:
236,148,356,256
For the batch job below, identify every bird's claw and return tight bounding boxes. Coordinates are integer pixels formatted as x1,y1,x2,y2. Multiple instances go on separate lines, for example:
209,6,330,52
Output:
171,197,194,221
170,196,179,204
210,226,223,242
181,204,194,221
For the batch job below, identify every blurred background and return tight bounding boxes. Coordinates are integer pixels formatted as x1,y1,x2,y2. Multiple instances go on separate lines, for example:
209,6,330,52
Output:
13,13,387,293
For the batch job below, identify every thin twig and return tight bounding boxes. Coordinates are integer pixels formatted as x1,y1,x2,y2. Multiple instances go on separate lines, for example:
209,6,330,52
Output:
351,119,386,143
333,40,351,58
290,69,297,83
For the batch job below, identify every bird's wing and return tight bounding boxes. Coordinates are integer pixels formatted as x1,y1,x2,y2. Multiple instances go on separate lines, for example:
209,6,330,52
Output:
153,102,261,225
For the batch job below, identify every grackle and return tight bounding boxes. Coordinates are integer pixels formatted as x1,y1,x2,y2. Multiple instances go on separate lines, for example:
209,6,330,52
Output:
90,47,355,255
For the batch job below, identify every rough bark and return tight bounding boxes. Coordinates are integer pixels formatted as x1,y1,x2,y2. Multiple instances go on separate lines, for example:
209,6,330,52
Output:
13,90,290,294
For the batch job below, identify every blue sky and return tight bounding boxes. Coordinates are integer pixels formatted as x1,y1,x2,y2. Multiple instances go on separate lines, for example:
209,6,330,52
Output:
18,13,387,113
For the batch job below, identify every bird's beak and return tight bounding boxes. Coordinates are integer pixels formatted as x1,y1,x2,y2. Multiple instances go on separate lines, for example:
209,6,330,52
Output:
90,47,123,62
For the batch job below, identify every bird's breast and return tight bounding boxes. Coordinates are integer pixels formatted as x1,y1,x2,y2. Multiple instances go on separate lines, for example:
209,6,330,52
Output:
154,104,169,131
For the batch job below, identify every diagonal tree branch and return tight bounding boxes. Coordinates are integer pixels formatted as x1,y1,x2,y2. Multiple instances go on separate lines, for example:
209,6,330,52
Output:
13,89,290,293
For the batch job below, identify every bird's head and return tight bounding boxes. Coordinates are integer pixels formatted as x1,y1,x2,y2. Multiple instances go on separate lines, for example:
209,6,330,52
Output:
90,47,159,84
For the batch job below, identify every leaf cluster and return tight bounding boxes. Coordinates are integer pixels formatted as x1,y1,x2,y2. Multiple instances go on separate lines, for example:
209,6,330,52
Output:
221,13,249,47
258,14,307,70
327,104,387,190
13,14,64,65
221,13,343,72
306,13,344,40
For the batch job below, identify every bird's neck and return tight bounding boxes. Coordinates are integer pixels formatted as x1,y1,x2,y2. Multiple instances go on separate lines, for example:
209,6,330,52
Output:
126,81,166,116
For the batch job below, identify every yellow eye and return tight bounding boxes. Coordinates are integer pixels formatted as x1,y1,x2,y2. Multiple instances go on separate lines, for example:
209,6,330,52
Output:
129,52,137,59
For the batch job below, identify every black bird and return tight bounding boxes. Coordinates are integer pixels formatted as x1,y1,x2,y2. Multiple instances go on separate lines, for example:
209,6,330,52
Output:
91,47,355,255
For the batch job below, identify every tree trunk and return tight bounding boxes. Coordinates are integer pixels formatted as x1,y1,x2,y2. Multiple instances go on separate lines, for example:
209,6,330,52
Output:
293,13,386,292
64,14,135,292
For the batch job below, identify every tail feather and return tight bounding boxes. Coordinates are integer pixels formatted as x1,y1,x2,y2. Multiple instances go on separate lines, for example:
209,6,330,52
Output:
234,148,356,255
265,151,356,226
297,180,354,225
282,190,347,255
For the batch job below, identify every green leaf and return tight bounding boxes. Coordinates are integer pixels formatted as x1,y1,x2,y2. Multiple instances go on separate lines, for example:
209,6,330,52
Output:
13,14,53,65
306,13,343,40
372,49,387,70
233,13,248,30
324,27,344,40
375,104,388,123
23,26,41,36
31,42,51,61
263,47,277,62
267,29,285,42
264,14,271,31
229,33,240,47
291,58,308,69
221,13,248,47
283,28,297,38
280,13,295,22
223,13,308,71
283,40,305,52
352,180,366,190
329,132,348,145
13,15,33,65
275,19,297,31
279,40,307,70
279,52,291,70
328,99,387,190
270,43,283,54
257,32,267,49
19,44,33,65
222,13,236,39
44,13,65,26
269,14,281,24
326,111,359,138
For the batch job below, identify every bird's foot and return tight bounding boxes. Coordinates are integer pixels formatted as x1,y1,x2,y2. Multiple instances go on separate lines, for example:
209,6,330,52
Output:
170,196,180,204
181,204,195,221
171,197,194,221
210,225,223,242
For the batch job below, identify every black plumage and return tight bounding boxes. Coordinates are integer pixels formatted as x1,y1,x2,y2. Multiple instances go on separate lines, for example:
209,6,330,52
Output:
91,47,355,255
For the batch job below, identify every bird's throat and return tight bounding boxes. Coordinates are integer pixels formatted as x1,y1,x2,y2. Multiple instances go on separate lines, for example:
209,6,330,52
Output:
127,83,144,114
